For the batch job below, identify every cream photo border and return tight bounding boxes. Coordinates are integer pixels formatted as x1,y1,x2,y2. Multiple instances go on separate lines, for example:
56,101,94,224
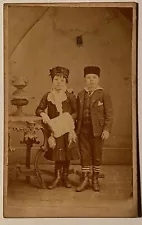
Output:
0,0,142,224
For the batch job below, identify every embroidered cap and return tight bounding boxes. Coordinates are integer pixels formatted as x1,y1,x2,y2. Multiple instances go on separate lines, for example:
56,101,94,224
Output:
49,66,69,80
84,66,100,77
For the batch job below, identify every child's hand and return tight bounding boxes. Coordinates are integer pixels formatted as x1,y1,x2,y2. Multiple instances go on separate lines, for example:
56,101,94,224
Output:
48,134,56,149
40,112,51,124
101,130,110,140
68,130,77,145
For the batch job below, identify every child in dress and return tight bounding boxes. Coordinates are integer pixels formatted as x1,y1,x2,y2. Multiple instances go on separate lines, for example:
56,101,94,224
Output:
36,66,79,189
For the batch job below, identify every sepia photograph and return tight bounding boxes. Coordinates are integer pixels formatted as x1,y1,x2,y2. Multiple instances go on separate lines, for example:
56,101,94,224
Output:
3,2,139,218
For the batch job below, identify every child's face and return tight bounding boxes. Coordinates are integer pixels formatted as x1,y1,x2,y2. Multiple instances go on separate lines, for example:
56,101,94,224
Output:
85,74,99,89
52,75,67,91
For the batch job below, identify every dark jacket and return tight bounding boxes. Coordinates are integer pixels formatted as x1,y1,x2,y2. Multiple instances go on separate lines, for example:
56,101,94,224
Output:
77,88,113,136
35,90,77,121
35,90,80,161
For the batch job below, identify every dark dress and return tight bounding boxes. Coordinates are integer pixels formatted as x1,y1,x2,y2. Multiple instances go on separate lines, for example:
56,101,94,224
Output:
35,90,80,161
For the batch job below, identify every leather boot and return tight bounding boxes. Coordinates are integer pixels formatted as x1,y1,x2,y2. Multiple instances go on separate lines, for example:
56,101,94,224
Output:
62,167,72,188
48,169,62,189
92,172,100,192
76,172,90,192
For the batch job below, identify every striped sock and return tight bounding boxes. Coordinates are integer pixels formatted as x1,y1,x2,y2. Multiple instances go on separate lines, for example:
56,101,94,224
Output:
82,166,91,173
93,165,100,173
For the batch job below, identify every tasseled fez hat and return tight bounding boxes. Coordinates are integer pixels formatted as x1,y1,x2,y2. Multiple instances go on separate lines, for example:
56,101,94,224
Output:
49,66,69,81
84,66,100,77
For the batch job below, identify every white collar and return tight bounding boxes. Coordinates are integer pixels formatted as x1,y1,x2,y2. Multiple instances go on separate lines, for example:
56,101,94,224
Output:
47,87,67,114
84,86,103,94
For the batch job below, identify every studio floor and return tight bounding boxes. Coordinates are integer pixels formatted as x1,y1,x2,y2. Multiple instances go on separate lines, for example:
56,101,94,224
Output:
4,165,137,218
